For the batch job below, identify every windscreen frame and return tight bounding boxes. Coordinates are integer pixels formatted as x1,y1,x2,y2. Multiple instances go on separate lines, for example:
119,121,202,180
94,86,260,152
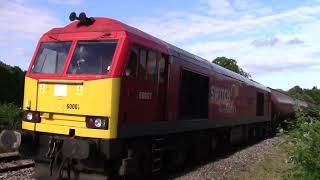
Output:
26,37,123,80
65,40,118,76
29,41,73,76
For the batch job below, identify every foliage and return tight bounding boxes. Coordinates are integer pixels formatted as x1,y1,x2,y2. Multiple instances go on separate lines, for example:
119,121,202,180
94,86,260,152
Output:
0,61,24,130
212,56,251,78
287,85,320,105
0,61,25,105
281,108,320,179
0,103,22,129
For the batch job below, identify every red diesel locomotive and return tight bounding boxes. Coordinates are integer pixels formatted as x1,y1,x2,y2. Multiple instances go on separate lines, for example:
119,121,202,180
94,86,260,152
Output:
2,12,307,178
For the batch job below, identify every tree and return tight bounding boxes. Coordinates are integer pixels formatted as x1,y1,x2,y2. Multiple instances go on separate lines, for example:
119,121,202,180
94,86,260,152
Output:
287,85,320,105
288,85,304,94
0,61,25,105
212,57,251,78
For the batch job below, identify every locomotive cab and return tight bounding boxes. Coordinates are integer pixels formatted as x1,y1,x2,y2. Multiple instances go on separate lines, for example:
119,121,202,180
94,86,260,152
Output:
22,18,127,140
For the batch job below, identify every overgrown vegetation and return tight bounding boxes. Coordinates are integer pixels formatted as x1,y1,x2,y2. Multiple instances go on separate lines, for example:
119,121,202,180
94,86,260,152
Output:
0,103,23,130
280,109,320,179
287,85,320,105
0,61,25,106
0,61,25,130
235,109,320,180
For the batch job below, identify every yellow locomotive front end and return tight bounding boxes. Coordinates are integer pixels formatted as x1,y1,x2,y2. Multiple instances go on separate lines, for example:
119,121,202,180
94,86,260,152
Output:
20,24,127,141
22,77,120,139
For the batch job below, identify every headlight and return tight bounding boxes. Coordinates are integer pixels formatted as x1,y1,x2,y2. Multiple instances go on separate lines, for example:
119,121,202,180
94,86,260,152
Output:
94,118,102,128
23,111,41,123
86,116,108,129
26,112,33,121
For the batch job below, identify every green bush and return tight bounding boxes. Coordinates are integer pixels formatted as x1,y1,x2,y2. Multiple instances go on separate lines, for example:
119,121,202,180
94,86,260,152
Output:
281,109,320,179
0,61,25,106
0,103,22,130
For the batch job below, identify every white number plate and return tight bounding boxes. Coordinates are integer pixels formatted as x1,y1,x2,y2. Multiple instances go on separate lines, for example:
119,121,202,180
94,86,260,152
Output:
54,84,67,97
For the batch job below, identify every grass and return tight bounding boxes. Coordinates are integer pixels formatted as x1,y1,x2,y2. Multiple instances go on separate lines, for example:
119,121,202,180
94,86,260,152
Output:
233,144,293,180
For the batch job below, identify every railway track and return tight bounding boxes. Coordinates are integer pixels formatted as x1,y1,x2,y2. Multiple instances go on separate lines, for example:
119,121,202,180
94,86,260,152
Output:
0,152,34,174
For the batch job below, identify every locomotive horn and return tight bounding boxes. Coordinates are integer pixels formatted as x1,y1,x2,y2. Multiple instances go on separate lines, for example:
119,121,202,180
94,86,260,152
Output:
79,12,95,25
69,12,95,25
69,12,79,21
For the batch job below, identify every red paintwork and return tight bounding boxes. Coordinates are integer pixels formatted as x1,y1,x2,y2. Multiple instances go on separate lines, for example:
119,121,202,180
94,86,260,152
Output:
26,17,274,127
270,89,309,119
270,89,295,118
163,55,271,123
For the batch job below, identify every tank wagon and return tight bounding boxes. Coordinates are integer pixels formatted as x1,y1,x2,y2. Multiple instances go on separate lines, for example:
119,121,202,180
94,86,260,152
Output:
270,88,308,120
3,13,311,178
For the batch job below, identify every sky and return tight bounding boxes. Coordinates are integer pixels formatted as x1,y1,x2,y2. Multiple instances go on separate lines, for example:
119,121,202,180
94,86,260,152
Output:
0,0,320,90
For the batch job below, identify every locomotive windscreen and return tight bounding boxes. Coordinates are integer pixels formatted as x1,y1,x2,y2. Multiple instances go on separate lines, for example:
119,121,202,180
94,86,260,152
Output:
67,41,117,75
31,42,72,74
30,40,118,75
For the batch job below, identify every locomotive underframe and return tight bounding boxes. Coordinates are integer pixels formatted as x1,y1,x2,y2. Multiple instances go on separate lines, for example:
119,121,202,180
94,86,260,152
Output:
20,119,271,178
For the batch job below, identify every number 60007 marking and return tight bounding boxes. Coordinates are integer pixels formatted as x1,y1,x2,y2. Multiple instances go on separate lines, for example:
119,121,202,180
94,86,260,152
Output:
66,104,80,110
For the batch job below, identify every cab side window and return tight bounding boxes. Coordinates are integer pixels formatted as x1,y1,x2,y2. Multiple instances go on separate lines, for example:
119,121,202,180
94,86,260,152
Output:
139,49,147,80
147,50,157,82
256,92,264,116
158,54,168,84
125,47,138,78
133,46,166,82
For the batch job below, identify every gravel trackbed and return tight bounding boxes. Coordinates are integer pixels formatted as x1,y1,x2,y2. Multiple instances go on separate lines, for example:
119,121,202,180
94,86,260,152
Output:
0,137,283,180
172,137,284,180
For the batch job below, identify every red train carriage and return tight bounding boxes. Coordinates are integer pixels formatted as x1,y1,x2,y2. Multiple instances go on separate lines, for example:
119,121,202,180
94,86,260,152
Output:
2,13,280,178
